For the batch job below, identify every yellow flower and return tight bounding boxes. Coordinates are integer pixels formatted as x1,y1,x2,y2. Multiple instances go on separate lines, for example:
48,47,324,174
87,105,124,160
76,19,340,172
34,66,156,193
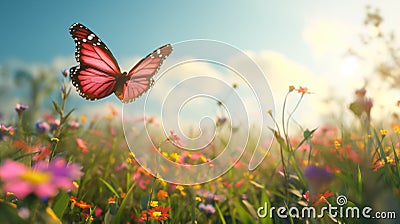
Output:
176,185,184,191
20,170,50,184
334,139,341,149
195,197,202,202
392,124,400,134
380,129,388,136
50,137,60,142
150,201,159,207
152,211,162,217
170,153,180,162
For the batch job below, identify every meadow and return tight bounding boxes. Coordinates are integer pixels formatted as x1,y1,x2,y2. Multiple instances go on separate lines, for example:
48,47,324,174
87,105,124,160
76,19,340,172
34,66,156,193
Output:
0,68,399,224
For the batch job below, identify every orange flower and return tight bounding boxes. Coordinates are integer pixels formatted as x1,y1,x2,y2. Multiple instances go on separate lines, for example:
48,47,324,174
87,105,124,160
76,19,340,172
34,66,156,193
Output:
157,190,168,200
297,86,312,95
70,196,92,209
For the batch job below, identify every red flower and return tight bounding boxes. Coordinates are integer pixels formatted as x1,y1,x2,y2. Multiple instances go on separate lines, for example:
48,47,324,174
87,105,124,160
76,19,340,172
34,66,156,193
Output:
140,206,170,222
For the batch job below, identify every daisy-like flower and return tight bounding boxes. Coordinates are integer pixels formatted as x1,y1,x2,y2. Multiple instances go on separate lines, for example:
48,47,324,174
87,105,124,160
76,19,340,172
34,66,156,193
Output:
140,206,170,222
0,158,83,199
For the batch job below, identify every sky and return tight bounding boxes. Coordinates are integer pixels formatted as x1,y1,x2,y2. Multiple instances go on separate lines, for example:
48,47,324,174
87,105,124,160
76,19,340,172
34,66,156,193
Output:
1,0,400,131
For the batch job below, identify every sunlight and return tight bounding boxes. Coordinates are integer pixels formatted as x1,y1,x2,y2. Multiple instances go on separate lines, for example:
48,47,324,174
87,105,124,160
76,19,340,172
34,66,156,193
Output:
340,55,359,76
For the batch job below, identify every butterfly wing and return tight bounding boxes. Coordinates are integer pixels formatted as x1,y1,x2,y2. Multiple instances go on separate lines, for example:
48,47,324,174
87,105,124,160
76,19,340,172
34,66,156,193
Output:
69,23,121,100
116,44,173,103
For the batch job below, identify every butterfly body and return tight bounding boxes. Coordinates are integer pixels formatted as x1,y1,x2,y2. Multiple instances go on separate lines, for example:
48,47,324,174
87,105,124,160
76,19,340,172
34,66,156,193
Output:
69,23,172,103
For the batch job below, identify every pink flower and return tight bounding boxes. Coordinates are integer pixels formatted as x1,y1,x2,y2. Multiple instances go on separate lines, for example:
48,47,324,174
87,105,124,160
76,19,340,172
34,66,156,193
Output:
0,124,14,141
75,137,88,153
0,159,83,199
168,130,187,147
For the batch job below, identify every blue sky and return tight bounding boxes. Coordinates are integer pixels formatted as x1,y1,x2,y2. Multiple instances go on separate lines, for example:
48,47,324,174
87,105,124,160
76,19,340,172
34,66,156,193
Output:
1,0,399,128
1,1,318,63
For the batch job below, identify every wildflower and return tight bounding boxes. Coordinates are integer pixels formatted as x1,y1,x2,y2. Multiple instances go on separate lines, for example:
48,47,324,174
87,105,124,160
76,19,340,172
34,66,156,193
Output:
314,191,335,205
150,201,159,207
168,130,187,147
198,203,216,214
235,179,245,188
18,207,30,219
50,137,59,142
80,115,87,123
50,119,60,132
157,190,168,200
0,124,15,140
95,207,103,217
0,158,83,199
392,124,400,134
197,189,226,203
140,206,170,222
304,165,334,193
297,86,312,95
68,120,80,129
15,103,29,116
169,152,180,162
108,196,116,204
289,85,295,92
176,185,186,196
380,129,388,136
70,196,92,209
349,88,373,118
75,137,88,153
133,168,151,190
36,121,50,133
32,145,51,161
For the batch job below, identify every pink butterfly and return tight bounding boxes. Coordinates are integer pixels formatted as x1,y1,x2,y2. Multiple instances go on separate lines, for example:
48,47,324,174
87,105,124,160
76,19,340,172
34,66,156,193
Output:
69,23,172,103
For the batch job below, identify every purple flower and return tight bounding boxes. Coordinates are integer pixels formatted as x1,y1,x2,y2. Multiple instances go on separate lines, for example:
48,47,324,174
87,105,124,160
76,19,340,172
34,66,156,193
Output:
68,120,80,129
304,165,334,192
198,203,215,214
197,189,226,203
50,119,60,131
36,121,50,133
15,104,29,116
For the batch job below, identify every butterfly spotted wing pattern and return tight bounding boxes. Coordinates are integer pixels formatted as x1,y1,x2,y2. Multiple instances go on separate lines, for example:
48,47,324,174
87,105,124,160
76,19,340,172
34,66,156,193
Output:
69,23,172,102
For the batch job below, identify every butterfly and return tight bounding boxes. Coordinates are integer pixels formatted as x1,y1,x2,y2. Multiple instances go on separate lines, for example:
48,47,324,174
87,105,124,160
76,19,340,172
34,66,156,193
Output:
69,23,172,103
